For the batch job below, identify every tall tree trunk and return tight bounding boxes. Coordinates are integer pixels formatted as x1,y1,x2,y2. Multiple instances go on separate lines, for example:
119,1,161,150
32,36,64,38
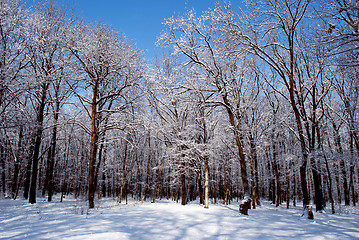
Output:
309,87,324,212
119,139,128,203
223,96,249,196
341,159,350,206
292,165,296,207
101,169,107,198
145,132,151,200
311,157,324,211
249,132,260,208
204,156,209,208
272,139,281,207
29,83,48,204
287,27,310,206
95,102,113,198
23,155,32,200
181,173,186,205
94,141,105,194
254,149,260,206
88,81,99,209
332,123,345,204
42,144,52,197
324,154,335,214
0,144,5,196
47,99,60,202
349,134,356,206
318,126,334,213
167,167,171,200
290,91,309,206
334,162,342,204
198,171,203,205
349,165,356,206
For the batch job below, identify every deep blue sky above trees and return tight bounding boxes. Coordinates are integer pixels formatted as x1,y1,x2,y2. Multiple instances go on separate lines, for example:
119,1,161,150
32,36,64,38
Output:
71,0,218,59
29,0,239,60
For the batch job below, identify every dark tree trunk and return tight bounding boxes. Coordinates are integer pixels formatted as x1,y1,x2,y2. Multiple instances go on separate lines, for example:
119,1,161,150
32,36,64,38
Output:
181,173,186,205
94,101,111,200
88,81,99,209
42,144,52,197
334,162,342,204
145,132,151,200
324,154,335,214
29,83,49,204
198,172,203,205
167,167,171,200
309,87,324,212
223,96,249,196
311,159,324,211
272,139,281,207
254,151,260,206
249,133,260,208
0,144,5,196
331,123,343,205
299,160,309,205
94,141,105,194
23,155,32,199
317,125,334,213
101,169,106,198
341,159,350,206
119,139,128,203
46,100,60,202
292,168,296,207
288,30,309,206
349,165,356,206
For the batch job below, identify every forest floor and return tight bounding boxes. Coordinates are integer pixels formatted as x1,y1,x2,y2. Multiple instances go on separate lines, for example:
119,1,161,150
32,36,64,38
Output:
0,195,358,240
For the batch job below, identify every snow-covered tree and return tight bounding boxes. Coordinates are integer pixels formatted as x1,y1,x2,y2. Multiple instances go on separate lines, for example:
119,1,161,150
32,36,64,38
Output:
69,21,144,208
23,0,73,204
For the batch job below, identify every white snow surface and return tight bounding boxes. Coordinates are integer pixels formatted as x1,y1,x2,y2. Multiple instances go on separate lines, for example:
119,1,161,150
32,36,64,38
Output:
1,196,359,240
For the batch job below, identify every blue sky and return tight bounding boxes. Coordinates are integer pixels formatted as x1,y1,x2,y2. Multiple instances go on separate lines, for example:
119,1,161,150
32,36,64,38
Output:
65,0,221,60
28,1,243,60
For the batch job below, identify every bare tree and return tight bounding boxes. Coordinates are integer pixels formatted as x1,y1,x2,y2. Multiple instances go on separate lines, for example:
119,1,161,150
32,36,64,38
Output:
212,0,326,209
24,1,71,204
160,8,257,199
69,21,144,208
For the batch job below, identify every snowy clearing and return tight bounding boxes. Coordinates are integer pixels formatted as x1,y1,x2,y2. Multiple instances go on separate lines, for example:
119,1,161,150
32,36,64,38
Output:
0,196,358,240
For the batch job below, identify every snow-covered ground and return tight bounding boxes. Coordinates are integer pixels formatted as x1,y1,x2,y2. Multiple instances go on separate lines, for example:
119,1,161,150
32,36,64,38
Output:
1,196,358,240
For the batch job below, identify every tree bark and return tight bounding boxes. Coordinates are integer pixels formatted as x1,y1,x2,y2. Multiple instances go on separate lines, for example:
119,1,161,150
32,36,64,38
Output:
249,132,260,208
311,158,324,211
332,123,344,204
272,138,281,207
204,156,209,208
29,83,49,204
349,165,356,206
289,80,309,206
88,80,99,209
223,95,249,196
341,159,350,206
324,154,335,214
198,172,203,205
181,173,186,205
47,99,60,202
145,132,151,200
309,87,324,212
23,154,32,200
119,139,128,203
0,144,5,196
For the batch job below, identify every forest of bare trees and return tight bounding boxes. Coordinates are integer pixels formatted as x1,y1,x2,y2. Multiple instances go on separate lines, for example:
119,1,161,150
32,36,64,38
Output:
0,0,358,213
